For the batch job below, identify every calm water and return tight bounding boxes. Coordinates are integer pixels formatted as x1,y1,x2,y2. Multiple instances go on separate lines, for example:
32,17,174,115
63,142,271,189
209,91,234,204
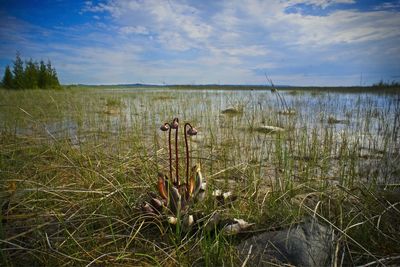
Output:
1,88,399,162
1,88,399,183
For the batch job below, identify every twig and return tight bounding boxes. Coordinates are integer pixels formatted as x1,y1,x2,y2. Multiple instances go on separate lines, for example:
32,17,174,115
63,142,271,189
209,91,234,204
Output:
356,255,400,267
241,244,253,267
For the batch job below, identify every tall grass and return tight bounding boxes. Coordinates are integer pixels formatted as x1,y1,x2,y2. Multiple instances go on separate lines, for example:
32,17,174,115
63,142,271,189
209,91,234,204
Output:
0,87,399,266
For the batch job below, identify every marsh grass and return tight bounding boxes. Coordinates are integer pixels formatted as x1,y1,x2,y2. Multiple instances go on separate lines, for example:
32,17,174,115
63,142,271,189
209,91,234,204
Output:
0,87,399,266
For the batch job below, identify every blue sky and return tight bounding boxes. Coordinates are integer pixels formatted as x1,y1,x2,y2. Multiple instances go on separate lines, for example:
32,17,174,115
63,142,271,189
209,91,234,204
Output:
1,0,399,86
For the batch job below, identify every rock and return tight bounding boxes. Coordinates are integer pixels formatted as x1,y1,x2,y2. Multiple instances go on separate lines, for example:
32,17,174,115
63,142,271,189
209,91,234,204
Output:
237,218,334,267
255,125,284,134
327,116,348,124
221,107,243,115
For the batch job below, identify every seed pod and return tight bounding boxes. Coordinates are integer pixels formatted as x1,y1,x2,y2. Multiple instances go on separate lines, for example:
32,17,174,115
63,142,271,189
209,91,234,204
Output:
160,123,170,131
171,118,179,129
187,127,198,136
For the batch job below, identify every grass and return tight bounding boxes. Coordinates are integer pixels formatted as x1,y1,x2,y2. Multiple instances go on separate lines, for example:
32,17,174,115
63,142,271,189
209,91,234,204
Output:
0,86,399,266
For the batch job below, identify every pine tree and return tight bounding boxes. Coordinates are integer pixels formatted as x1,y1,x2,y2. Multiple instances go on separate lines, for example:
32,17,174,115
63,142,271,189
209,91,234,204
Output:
50,67,61,88
12,52,25,89
38,60,47,89
46,60,60,89
4,53,61,90
24,59,39,89
2,65,14,89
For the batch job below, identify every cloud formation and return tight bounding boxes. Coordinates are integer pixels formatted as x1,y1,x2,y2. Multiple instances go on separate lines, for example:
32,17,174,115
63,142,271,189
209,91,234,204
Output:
0,0,399,85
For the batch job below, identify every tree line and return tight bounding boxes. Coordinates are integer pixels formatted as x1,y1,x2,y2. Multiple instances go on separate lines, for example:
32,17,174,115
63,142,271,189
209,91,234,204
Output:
1,53,61,89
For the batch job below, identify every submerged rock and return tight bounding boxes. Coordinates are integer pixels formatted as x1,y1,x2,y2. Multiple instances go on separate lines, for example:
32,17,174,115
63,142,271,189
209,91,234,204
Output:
237,218,334,267
255,125,284,133
327,116,348,124
221,107,243,115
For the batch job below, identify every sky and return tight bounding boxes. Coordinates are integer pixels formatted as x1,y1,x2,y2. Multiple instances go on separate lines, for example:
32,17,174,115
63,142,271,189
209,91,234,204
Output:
0,0,400,86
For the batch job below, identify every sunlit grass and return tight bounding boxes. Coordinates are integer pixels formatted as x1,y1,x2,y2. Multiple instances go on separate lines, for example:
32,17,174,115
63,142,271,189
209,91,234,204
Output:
0,87,399,266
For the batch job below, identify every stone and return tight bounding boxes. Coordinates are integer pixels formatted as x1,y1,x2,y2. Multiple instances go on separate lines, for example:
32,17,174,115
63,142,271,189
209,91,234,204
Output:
237,218,334,266
255,125,284,133
221,107,243,115
327,116,348,124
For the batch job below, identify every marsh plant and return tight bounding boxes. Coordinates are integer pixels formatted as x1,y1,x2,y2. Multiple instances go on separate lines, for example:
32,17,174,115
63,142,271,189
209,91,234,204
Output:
265,74,296,115
141,118,204,225
141,118,253,236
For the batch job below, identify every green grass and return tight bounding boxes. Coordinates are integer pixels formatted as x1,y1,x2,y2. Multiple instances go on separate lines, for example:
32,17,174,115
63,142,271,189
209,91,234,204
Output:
0,87,399,266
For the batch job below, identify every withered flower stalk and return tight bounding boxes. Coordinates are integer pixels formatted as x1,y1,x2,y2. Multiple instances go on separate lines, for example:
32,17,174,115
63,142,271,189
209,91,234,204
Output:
160,123,172,181
171,118,179,185
161,118,197,195
184,123,197,195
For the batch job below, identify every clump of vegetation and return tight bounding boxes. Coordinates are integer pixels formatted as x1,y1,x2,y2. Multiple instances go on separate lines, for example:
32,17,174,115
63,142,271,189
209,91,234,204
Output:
1,52,60,89
142,118,253,236
373,79,400,88
142,118,203,220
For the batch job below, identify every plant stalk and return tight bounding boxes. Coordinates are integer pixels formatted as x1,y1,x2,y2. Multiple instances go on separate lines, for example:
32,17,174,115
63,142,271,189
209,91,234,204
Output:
184,123,192,193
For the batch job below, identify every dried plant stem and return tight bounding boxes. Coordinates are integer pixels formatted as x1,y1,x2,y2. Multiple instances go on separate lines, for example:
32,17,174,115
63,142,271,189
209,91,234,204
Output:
174,118,179,185
184,123,191,189
183,122,193,198
168,126,172,181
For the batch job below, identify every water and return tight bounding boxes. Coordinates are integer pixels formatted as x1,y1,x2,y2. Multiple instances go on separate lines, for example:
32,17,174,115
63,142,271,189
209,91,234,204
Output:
1,88,399,182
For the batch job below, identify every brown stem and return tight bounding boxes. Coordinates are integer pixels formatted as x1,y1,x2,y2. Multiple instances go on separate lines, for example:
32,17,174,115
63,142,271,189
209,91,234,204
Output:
161,122,172,181
173,118,179,185
168,125,172,181
184,123,193,191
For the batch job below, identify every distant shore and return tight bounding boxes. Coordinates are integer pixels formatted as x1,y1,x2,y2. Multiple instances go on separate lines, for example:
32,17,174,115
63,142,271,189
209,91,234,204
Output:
64,84,400,93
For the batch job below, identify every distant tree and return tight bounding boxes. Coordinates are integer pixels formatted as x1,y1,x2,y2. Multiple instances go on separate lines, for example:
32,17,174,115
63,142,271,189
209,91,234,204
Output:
2,53,61,90
373,79,400,88
46,60,61,88
24,59,39,89
38,60,47,89
50,67,61,88
2,65,14,89
391,80,400,87
12,52,25,89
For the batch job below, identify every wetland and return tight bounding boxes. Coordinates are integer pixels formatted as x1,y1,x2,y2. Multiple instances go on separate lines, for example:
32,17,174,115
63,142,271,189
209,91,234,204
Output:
1,86,399,266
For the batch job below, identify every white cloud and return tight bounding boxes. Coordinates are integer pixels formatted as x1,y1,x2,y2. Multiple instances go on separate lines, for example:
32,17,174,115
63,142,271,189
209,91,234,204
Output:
119,25,149,35
213,46,269,57
85,0,213,51
233,0,400,48
284,10,400,46
76,0,400,84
